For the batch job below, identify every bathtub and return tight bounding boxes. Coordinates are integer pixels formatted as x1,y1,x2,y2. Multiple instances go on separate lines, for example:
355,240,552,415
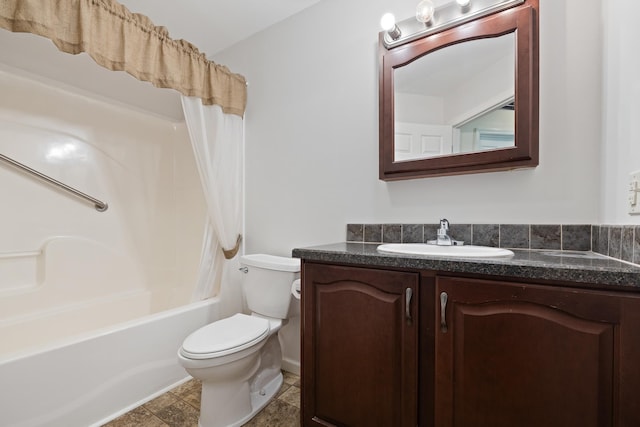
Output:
0,297,219,427
0,237,219,427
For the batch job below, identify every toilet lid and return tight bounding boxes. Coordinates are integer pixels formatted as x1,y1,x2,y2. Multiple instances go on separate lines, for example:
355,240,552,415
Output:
181,313,270,359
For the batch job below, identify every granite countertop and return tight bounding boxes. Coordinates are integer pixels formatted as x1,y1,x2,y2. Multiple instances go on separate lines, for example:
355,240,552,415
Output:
292,242,640,291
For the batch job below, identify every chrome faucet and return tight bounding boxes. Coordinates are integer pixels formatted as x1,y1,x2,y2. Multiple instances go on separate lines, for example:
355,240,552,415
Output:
437,219,452,245
427,219,464,246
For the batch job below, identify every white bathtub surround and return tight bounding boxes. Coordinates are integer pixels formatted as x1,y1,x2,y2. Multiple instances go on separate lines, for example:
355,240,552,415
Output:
0,69,206,354
0,67,214,426
182,97,245,315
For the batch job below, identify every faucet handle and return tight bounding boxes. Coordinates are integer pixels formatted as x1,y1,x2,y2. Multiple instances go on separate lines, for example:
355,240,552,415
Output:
439,218,449,230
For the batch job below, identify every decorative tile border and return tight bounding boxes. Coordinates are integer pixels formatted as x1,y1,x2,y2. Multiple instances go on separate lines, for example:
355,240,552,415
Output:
346,223,640,265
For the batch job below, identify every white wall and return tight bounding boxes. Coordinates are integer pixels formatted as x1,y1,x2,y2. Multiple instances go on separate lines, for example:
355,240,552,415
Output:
444,54,514,125
214,0,603,257
395,92,445,124
602,0,640,224
212,0,605,369
395,53,513,127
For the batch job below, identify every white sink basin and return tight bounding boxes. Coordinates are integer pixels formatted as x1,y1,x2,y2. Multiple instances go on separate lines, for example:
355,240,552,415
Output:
377,243,514,258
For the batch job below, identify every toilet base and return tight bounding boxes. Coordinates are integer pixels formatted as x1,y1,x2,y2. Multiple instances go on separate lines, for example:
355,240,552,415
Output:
198,372,283,427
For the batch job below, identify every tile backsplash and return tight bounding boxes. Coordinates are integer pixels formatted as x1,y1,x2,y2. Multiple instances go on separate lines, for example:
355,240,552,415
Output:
347,223,640,265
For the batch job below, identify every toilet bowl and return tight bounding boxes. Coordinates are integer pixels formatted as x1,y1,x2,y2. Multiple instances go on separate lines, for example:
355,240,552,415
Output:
178,254,300,427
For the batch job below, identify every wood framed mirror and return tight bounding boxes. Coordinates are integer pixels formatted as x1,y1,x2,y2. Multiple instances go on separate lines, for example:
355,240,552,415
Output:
379,0,538,180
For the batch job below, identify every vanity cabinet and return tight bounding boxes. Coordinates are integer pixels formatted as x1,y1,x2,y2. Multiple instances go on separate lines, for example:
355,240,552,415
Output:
435,276,640,427
301,262,640,427
301,262,419,427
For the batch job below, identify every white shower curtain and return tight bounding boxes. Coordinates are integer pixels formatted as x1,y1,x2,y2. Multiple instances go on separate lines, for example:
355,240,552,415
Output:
181,96,244,309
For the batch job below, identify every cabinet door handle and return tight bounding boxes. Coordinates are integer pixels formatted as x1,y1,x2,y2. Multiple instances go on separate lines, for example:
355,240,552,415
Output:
440,292,448,333
405,288,413,323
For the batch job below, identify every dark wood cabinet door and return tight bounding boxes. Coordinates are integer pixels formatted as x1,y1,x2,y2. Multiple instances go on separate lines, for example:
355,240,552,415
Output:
435,276,640,427
302,263,419,427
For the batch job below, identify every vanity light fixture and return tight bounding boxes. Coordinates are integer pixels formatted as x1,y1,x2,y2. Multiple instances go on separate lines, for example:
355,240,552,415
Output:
381,0,524,49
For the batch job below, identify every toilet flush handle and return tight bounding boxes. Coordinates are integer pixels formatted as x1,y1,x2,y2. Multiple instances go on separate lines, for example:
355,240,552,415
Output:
239,267,248,273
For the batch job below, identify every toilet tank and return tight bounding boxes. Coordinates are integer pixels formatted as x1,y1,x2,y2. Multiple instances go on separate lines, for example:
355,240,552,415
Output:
240,254,300,319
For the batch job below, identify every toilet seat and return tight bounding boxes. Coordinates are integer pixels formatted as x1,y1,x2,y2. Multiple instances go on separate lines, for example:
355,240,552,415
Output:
180,313,270,360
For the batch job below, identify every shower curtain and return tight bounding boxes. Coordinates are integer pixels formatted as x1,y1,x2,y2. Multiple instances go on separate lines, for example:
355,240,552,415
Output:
181,97,244,307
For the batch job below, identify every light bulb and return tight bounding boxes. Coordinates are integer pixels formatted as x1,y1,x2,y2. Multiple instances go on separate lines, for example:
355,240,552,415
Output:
416,0,435,23
380,13,402,40
456,0,471,6
380,13,396,31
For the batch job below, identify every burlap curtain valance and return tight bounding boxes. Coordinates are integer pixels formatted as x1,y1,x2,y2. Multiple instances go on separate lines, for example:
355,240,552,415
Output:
0,0,247,117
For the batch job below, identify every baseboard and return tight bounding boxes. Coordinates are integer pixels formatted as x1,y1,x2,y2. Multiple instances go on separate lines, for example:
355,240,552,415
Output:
281,357,300,375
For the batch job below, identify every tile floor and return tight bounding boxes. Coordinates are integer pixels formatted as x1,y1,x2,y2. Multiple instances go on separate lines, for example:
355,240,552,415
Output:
103,371,300,427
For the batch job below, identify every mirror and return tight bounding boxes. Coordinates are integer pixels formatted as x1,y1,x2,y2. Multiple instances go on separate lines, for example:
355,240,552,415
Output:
379,1,538,180
394,33,515,160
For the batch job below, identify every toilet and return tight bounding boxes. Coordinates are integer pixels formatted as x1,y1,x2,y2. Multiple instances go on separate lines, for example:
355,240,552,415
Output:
178,254,300,427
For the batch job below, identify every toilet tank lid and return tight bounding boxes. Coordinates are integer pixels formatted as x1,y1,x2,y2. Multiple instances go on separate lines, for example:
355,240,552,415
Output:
240,254,300,272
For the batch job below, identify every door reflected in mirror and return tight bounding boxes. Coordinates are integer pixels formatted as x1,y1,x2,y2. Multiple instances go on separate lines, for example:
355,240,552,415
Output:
393,33,515,162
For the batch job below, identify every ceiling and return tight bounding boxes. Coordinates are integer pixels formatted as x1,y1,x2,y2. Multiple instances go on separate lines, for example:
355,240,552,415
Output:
116,0,323,58
0,0,323,121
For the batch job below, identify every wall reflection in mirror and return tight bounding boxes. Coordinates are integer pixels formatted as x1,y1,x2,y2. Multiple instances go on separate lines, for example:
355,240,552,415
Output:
393,32,515,162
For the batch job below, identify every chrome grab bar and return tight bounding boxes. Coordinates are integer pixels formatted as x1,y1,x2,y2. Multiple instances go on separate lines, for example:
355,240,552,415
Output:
0,153,108,212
